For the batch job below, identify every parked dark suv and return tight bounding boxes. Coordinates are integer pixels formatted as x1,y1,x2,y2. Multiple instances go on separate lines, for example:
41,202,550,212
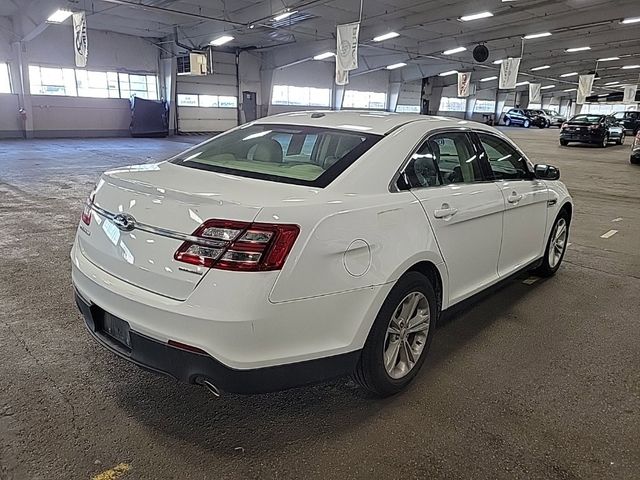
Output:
612,111,640,135
503,108,546,128
560,114,625,147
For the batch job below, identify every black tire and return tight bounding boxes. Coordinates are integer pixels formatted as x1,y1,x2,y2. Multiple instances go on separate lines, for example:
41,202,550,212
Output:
534,211,570,277
523,119,531,128
504,117,511,127
600,134,609,148
353,271,438,397
560,139,569,146
631,155,640,165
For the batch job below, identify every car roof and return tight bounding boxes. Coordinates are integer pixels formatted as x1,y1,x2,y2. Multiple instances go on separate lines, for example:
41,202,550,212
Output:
253,110,500,136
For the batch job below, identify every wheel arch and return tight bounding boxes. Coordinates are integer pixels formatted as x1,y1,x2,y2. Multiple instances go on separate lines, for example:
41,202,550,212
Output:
405,261,444,315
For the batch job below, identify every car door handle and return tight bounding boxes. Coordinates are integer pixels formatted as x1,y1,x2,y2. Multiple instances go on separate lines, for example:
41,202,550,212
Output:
433,205,458,218
507,192,523,204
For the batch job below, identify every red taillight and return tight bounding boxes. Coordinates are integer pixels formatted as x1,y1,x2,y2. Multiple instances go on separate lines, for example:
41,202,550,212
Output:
81,192,95,225
174,219,300,272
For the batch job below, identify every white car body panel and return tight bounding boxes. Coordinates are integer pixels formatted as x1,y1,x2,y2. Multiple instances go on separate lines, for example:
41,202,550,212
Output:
71,111,572,380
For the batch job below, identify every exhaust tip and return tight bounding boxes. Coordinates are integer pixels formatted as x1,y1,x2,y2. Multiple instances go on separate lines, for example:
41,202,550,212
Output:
199,378,221,398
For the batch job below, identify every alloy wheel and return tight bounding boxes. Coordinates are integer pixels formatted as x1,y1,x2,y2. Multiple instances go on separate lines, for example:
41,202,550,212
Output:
548,217,568,268
383,292,430,379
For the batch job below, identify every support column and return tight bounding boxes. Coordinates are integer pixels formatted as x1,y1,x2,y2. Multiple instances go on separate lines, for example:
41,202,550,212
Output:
259,67,274,117
12,41,33,139
465,97,477,120
160,56,177,135
387,82,401,112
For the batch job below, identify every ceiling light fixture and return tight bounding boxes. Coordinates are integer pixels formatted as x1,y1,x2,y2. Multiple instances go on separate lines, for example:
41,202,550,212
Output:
493,59,504,65
605,81,620,85
621,16,640,24
47,9,73,23
313,52,334,60
531,65,550,71
273,10,297,21
621,65,640,69
598,57,620,62
563,88,577,92
439,70,458,77
443,46,467,55
386,62,407,70
515,81,529,86
459,11,493,22
373,32,400,42
541,85,556,90
210,35,234,46
480,76,498,82
523,32,552,39
560,72,578,77
566,47,591,52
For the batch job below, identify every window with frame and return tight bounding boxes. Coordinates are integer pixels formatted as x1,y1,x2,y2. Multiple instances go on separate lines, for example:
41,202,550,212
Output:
271,85,331,107
404,132,483,188
438,97,466,112
477,132,531,180
474,100,495,113
0,63,11,93
29,65,77,96
343,90,387,109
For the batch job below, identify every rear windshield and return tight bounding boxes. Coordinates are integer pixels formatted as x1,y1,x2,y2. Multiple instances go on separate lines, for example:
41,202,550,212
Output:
570,114,603,123
170,124,381,187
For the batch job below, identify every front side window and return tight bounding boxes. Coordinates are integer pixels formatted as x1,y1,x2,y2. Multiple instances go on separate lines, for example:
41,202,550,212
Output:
404,132,483,188
477,133,531,181
170,124,380,187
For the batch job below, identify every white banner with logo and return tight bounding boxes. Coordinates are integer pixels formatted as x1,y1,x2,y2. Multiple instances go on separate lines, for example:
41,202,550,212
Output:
457,72,471,97
529,83,542,103
577,74,595,104
499,57,521,89
73,12,88,68
623,84,638,104
335,22,360,85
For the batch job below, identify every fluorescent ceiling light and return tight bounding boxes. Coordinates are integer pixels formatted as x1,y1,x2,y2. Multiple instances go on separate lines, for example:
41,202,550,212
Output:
210,35,234,46
541,85,556,90
605,81,620,85
373,32,399,42
493,59,504,65
560,72,578,77
459,11,493,22
531,65,550,71
515,81,529,86
386,62,407,70
621,65,640,69
439,70,458,77
313,51,334,60
563,88,577,92
621,17,640,24
273,10,297,21
523,32,552,39
566,47,591,52
47,9,73,23
480,76,498,82
443,46,467,55
598,57,620,62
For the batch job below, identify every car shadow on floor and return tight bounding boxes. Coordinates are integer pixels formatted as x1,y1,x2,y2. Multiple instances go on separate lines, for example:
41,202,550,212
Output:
108,271,553,457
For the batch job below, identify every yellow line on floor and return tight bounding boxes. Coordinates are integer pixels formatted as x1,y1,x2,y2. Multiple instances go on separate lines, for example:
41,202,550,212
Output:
92,463,131,480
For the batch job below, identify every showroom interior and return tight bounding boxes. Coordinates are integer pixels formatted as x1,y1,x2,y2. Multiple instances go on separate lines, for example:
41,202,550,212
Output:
0,0,638,479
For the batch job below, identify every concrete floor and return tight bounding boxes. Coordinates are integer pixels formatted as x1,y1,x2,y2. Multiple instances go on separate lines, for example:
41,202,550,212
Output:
0,131,638,480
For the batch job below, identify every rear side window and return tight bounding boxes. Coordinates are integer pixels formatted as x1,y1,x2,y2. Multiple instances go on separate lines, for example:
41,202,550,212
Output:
404,132,483,188
477,133,531,180
170,124,381,187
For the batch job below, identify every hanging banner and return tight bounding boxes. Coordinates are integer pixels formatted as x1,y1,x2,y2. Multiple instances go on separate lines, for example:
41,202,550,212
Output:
499,57,521,89
457,72,471,97
335,22,359,85
529,83,542,103
73,12,88,68
623,85,638,104
577,74,595,104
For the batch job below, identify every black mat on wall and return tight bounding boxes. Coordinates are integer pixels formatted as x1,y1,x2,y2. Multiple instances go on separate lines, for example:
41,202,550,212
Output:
130,97,169,137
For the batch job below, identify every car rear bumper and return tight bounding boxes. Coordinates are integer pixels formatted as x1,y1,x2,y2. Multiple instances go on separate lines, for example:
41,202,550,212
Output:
75,291,360,393
560,132,606,143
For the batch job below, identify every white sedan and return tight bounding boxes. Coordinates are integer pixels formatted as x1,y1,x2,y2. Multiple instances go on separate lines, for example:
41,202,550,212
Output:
72,111,572,397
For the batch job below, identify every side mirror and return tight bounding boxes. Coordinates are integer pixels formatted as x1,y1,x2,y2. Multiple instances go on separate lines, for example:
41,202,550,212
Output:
534,164,560,180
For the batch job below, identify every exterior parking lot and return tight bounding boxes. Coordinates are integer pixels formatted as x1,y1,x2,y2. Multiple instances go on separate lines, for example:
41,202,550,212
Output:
1,128,638,479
